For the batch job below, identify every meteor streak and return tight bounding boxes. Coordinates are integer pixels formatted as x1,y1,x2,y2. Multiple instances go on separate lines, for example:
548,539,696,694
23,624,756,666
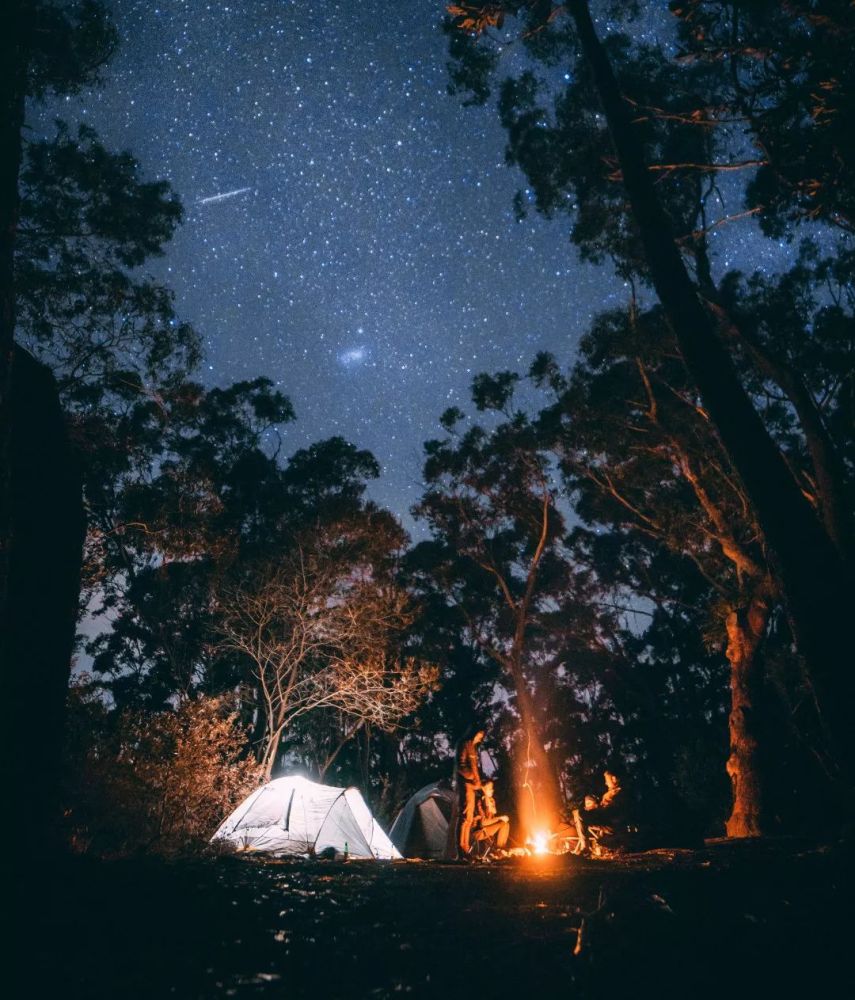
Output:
198,186,251,205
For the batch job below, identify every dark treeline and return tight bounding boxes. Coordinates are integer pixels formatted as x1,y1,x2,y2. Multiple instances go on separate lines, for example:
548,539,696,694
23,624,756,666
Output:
2,2,852,857
438,0,855,838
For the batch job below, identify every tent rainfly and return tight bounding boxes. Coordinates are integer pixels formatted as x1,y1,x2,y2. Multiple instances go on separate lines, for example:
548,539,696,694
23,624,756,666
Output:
389,780,457,860
211,775,401,859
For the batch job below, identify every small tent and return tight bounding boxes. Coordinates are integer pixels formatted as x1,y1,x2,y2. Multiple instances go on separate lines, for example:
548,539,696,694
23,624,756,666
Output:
211,775,401,860
389,781,457,860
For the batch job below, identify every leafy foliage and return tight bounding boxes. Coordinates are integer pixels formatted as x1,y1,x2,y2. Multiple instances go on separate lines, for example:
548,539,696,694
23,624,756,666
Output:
217,525,438,780
64,683,262,857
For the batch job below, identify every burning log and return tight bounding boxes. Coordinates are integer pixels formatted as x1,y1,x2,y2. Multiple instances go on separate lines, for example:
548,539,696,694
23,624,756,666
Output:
523,827,580,856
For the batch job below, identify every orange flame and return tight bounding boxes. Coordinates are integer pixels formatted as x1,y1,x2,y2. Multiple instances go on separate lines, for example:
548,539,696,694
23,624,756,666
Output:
531,831,549,855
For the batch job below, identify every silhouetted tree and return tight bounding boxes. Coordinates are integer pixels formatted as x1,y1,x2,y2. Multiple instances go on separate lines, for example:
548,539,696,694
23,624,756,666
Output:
412,378,576,833
443,1,855,780
534,310,782,835
1,0,115,854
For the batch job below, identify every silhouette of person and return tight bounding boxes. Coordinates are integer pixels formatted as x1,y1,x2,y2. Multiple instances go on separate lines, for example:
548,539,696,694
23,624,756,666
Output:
454,724,485,857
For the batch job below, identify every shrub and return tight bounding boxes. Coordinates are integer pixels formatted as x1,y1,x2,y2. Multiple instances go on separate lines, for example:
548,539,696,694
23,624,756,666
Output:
64,684,261,856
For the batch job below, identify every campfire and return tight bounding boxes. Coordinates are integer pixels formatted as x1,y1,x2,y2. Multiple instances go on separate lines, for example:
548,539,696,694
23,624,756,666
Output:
523,827,577,857
530,831,550,855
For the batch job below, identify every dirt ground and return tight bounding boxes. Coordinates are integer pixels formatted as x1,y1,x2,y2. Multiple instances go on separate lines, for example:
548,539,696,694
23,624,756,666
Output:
19,839,853,999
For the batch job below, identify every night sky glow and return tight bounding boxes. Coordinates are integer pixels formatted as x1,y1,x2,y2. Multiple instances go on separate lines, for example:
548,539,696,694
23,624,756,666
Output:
44,0,798,530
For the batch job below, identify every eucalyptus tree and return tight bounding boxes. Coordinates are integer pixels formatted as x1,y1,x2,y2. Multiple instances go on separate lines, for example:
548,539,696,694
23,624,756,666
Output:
669,0,855,236
8,111,288,713
16,121,197,401
14,122,207,708
85,377,295,709
534,246,853,831
442,1,855,776
411,366,731,831
217,517,437,782
411,376,577,831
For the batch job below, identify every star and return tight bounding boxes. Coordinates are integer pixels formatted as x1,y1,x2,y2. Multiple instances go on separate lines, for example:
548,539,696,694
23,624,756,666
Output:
35,1,783,533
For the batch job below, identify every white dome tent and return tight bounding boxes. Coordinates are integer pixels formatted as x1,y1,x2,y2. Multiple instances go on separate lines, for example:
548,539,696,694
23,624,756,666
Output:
211,775,401,860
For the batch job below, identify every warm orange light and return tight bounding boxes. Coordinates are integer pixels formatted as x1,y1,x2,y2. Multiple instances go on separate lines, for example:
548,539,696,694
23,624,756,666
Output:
532,831,549,855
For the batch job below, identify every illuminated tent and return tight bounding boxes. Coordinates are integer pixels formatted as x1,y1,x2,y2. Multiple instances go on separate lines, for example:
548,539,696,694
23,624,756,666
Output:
389,780,457,860
211,774,401,860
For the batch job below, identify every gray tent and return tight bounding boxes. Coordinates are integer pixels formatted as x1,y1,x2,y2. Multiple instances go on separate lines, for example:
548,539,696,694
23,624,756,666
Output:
389,781,457,859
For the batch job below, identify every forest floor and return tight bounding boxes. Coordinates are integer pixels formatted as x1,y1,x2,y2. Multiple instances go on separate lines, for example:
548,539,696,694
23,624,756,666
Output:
20,838,853,1000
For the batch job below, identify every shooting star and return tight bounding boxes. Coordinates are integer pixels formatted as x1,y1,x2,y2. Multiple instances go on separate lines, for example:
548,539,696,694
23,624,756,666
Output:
198,186,252,206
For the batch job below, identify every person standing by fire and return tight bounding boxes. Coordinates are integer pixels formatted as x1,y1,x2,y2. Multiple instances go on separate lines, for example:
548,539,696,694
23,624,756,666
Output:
454,724,485,858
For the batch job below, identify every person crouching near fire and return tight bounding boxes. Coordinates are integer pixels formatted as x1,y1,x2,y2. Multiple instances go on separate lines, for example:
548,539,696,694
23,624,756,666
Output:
472,780,511,855
573,768,626,854
454,724,485,858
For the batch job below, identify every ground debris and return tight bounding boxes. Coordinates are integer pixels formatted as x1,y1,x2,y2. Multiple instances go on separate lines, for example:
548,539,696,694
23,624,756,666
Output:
23,840,853,999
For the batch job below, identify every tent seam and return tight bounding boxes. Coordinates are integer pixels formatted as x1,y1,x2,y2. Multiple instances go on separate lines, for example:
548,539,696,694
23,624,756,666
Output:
313,788,350,855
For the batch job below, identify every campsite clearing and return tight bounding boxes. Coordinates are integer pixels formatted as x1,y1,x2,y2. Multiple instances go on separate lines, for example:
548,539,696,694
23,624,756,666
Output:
22,839,851,999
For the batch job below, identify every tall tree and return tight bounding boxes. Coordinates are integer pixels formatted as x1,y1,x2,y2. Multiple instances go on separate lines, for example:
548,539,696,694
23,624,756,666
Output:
1,0,115,645
9,115,212,717
534,309,783,835
443,1,855,780
85,376,295,708
1,0,115,853
412,379,571,834
217,523,436,781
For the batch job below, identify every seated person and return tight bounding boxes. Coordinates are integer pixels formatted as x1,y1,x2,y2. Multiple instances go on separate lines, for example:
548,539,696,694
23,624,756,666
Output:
573,769,629,852
471,780,510,852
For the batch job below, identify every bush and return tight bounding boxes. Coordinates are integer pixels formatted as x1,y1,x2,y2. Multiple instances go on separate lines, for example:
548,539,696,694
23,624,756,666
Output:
64,684,262,856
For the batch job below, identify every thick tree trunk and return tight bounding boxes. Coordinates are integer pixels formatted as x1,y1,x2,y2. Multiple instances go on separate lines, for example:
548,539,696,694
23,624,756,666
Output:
724,591,773,837
4,347,85,852
0,3,27,649
739,329,852,561
569,0,855,780
705,296,854,562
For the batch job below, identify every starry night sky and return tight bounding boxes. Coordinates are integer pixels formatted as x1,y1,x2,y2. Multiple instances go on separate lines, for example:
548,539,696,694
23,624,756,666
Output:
43,0,795,532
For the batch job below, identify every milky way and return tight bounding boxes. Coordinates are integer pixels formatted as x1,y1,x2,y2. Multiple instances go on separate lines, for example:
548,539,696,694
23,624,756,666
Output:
44,0,796,532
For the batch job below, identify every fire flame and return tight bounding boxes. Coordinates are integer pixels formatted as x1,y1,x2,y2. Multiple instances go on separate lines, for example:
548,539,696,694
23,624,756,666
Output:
531,831,549,855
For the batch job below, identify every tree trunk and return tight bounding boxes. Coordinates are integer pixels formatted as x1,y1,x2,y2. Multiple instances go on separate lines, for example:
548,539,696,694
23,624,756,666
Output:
4,347,85,851
735,322,852,561
724,590,773,837
0,3,26,655
319,719,364,782
569,0,855,781
261,726,284,783
250,688,268,756
702,294,854,563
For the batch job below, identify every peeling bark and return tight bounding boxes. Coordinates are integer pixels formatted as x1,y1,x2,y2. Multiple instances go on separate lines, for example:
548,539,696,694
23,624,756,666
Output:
725,589,773,837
